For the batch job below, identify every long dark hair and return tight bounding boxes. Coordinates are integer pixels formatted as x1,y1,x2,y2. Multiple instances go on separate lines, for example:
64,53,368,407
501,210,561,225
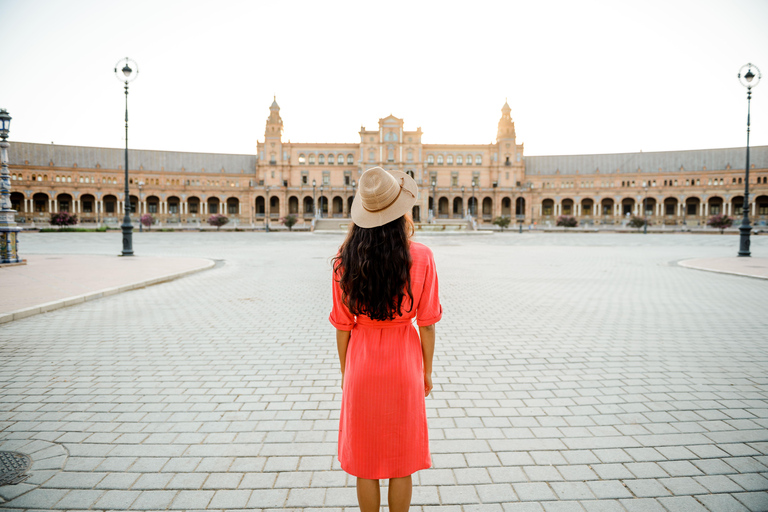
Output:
333,215,415,321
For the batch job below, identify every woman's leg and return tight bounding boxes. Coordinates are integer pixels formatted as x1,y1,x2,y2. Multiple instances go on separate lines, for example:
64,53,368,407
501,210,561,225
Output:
356,478,380,511
388,475,412,512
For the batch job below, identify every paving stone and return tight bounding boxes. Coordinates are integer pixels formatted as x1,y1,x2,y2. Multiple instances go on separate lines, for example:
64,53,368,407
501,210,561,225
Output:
129,490,177,510
657,496,709,511
728,473,768,491
694,475,745,493
247,488,289,508
438,484,480,504
168,490,215,509
284,488,326,507
512,482,557,502
475,483,518,503
94,490,142,509
550,481,595,500
732,492,768,511
695,493,751,511
587,480,633,499
50,489,105,509
619,498,667,511
208,489,252,508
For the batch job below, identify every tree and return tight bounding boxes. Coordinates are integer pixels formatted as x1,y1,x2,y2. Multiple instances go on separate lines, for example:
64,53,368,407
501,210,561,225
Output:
281,214,298,231
628,216,646,229
140,214,155,230
50,212,78,228
207,214,229,230
492,216,512,231
556,215,578,228
707,214,733,234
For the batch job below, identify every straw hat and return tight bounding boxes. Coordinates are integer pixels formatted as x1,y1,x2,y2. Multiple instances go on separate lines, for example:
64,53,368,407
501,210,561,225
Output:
350,167,419,228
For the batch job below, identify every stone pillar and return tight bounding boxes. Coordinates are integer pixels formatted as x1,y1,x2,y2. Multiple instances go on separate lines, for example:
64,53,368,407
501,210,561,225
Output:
703,203,708,217
576,203,581,216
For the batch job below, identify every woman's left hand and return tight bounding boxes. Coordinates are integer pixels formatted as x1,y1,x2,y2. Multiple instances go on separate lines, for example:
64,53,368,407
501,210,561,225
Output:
424,372,433,397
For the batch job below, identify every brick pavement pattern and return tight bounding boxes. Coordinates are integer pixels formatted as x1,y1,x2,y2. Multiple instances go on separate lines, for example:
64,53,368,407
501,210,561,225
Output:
1,232,767,511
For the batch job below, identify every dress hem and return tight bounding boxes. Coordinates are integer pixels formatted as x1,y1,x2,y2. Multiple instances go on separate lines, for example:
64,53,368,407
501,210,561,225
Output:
339,460,432,480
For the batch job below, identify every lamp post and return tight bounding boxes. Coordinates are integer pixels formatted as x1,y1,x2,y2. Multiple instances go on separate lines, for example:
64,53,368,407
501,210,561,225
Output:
0,108,23,265
137,181,144,232
643,185,649,234
737,63,761,257
431,179,436,223
265,185,270,233
114,58,138,256
471,179,476,218
461,186,465,218
350,180,356,218
312,179,317,219
320,184,324,218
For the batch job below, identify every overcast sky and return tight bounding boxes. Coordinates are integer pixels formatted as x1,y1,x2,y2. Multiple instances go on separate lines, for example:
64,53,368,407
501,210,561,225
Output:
1,0,766,157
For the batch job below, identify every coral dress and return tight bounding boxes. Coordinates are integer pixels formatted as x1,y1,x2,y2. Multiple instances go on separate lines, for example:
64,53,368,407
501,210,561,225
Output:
329,241,442,479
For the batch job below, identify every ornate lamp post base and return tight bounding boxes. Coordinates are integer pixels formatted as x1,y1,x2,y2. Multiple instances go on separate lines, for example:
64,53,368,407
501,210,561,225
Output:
738,223,751,257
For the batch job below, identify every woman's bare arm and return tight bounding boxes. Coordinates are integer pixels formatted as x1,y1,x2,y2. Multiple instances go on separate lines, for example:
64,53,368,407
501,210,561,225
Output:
419,324,435,396
336,329,351,389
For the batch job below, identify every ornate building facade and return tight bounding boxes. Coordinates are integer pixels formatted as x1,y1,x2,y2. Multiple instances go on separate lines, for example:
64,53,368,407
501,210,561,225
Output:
6,99,768,228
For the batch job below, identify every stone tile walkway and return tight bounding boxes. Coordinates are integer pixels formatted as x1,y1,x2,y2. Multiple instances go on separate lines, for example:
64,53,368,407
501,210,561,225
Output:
0,232,766,511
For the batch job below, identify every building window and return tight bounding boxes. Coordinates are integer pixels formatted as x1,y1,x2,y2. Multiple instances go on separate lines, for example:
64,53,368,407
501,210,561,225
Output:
476,155,482,165
189,203,198,214
302,171,308,184
328,154,334,164
446,155,453,165
344,172,351,185
299,154,306,164
318,154,325,165
427,155,434,164
456,155,463,165
270,153,276,164
148,203,158,214
407,150,413,162
369,150,375,162
228,203,237,214
466,155,473,165
347,154,354,164
388,146,395,162
323,172,330,185
309,154,316,164
451,173,458,187
338,154,344,165
437,155,444,165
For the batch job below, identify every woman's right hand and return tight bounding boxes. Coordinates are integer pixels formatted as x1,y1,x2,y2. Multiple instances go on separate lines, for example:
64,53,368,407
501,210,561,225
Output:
424,372,433,397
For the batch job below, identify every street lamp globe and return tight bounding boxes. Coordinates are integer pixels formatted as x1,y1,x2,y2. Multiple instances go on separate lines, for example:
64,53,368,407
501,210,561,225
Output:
0,109,10,141
114,58,139,84
738,63,761,89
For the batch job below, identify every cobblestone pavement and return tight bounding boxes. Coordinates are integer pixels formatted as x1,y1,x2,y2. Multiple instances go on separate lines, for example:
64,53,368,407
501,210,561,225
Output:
1,232,767,511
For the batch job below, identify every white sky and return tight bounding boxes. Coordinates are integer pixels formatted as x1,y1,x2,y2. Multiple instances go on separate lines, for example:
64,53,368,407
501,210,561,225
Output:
1,0,767,156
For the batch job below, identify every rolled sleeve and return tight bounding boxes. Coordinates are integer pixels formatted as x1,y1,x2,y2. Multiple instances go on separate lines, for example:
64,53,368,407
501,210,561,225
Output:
330,270,356,331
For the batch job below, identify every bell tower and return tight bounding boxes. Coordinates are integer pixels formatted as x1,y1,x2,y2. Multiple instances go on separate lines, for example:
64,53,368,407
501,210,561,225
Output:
264,96,283,165
496,100,516,167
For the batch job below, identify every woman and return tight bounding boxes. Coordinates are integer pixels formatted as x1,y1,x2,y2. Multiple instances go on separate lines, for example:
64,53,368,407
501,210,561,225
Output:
330,167,442,511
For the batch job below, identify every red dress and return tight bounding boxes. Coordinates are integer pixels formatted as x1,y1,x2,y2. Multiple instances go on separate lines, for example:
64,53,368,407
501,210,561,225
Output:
329,241,442,479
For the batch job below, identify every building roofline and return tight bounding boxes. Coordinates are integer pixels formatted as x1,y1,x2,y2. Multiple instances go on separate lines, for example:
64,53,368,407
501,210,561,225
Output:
11,141,256,158
526,145,768,158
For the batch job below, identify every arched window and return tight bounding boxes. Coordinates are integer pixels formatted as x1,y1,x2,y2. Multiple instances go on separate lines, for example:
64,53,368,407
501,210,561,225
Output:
427,155,435,164
347,154,354,164
437,155,444,165
338,154,345,165
456,155,463,165
407,150,413,162
328,154,335,164
369,150,375,163
466,154,473,165
309,154,316,164
387,145,395,162
447,155,453,165
476,155,482,165
298,154,306,164
318,154,325,164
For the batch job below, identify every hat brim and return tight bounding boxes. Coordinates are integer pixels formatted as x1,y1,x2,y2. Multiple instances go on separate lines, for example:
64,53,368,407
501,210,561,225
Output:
350,170,419,229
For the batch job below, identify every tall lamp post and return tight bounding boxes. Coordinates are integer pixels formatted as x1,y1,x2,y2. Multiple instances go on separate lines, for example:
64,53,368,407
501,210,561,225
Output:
137,181,144,232
737,63,761,257
643,185,649,234
461,186,465,218
265,185,270,233
320,184,324,218
350,180,356,218
114,58,138,256
431,179,436,223
0,108,23,265
312,179,317,219
471,179,476,218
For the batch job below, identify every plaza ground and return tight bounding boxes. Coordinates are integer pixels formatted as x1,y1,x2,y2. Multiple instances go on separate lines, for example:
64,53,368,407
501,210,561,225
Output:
1,232,767,511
